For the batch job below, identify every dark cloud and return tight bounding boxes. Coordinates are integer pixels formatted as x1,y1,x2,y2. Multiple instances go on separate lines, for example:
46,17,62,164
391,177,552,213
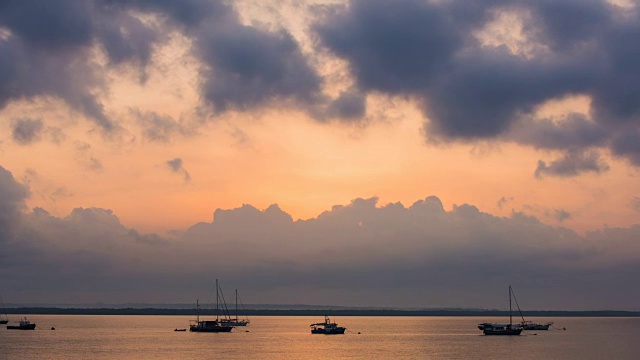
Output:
196,24,322,113
535,150,610,178
508,113,609,151
166,158,191,182
326,90,366,120
12,118,44,145
315,0,640,168
553,209,572,223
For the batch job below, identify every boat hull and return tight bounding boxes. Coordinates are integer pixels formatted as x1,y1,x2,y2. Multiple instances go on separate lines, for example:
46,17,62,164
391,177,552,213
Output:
523,324,550,330
483,328,522,335
7,324,36,330
311,327,346,334
189,326,233,333
0,320,8,324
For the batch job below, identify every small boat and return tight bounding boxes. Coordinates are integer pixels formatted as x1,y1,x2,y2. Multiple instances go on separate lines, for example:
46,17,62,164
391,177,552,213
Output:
310,315,346,334
174,328,187,332
479,286,522,336
189,279,233,333
7,317,36,330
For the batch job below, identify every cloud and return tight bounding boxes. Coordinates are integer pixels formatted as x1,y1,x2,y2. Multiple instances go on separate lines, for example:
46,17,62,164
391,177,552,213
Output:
314,0,640,168
166,158,191,182
1,166,639,309
12,118,44,145
553,209,572,223
497,196,513,209
0,165,29,244
631,197,640,213
535,150,610,178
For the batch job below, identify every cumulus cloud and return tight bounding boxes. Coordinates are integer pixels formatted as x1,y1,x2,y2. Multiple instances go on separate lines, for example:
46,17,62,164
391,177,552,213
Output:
535,150,610,178
0,165,29,244
1,165,639,309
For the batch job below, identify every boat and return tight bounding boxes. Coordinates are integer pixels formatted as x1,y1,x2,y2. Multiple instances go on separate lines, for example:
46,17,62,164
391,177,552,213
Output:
7,317,36,330
189,279,233,333
219,289,250,327
521,321,553,330
479,286,522,335
508,287,553,331
310,315,346,334
0,294,8,324
174,328,187,332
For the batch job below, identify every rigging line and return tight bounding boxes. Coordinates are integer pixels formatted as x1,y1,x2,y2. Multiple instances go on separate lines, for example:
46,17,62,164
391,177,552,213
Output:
238,293,249,321
510,287,526,323
218,284,232,319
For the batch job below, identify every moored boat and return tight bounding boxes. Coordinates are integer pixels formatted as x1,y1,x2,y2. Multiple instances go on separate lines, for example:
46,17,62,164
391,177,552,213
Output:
479,286,522,336
219,289,250,327
7,317,36,330
521,321,553,330
310,315,346,334
189,279,233,333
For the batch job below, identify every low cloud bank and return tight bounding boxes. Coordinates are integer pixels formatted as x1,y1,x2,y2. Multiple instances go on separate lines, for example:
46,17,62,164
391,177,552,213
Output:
0,165,638,310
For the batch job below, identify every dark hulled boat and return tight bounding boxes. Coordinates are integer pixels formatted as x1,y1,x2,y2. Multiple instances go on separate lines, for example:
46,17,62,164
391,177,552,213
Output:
189,279,233,333
310,315,346,334
479,286,522,336
7,317,36,330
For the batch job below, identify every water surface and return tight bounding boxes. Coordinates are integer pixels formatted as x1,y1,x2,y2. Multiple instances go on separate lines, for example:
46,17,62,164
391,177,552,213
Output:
1,315,638,359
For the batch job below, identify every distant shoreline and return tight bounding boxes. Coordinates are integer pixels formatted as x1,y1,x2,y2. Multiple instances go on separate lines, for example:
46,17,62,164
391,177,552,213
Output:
5,308,640,317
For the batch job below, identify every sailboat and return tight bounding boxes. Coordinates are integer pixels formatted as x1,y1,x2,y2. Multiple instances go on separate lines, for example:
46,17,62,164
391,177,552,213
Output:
478,286,523,335
509,287,554,331
189,279,233,333
219,289,250,327
0,294,8,324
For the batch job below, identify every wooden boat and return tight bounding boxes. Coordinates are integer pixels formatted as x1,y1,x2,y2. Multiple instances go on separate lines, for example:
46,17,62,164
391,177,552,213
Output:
479,286,522,335
7,317,36,330
310,315,346,334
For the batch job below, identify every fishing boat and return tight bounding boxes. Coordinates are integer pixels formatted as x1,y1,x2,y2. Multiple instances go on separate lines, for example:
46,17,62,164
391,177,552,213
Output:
479,286,522,335
219,289,250,327
310,315,346,334
0,294,8,324
189,279,233,333
7,317,36,330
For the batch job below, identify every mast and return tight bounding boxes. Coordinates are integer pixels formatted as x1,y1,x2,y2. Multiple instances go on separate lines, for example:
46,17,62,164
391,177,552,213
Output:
196,299,200,323
235,289,238,321
509,285,512,326
216,279,219,322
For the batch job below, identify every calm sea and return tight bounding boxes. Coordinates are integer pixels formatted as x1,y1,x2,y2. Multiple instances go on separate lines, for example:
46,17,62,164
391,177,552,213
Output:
1,315,639,359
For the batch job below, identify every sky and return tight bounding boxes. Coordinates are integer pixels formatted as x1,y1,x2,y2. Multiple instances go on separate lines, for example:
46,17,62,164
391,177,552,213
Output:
1,0,640,311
